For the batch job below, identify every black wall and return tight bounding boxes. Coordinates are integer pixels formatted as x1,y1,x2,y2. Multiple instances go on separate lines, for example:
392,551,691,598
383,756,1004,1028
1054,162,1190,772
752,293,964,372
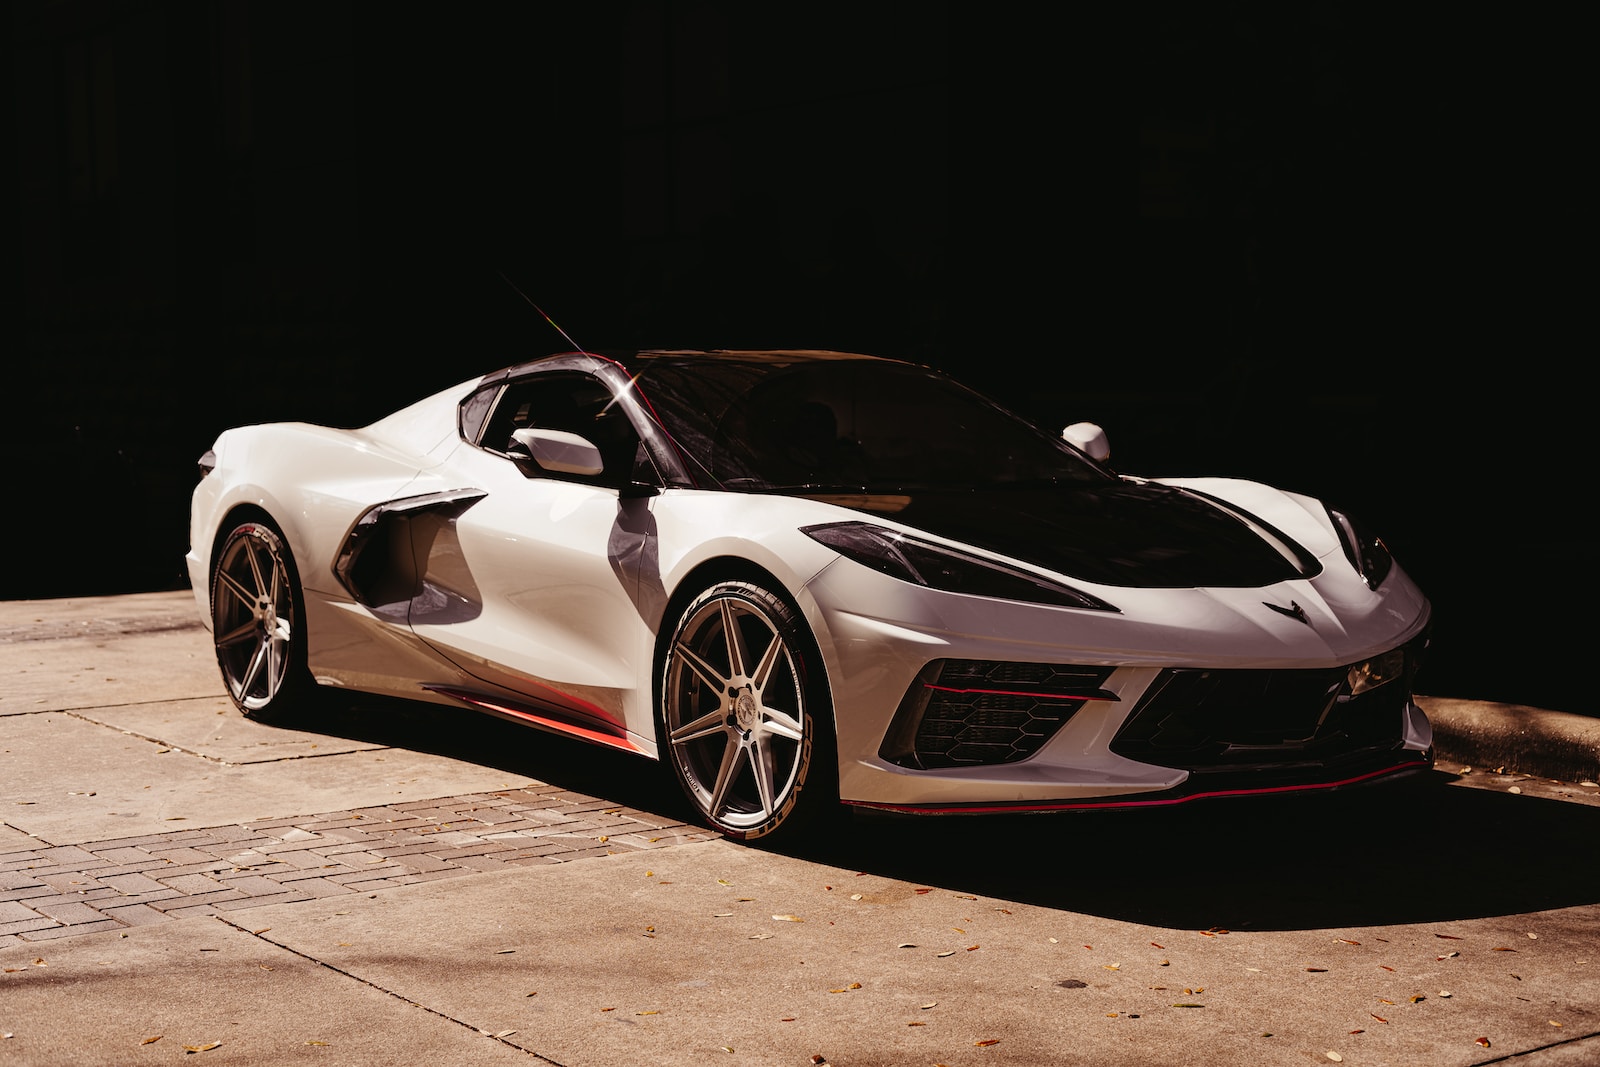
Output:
5,3,1583,714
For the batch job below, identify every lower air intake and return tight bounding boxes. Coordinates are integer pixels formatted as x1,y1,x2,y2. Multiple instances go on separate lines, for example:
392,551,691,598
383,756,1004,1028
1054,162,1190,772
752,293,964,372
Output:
879,660,1117,770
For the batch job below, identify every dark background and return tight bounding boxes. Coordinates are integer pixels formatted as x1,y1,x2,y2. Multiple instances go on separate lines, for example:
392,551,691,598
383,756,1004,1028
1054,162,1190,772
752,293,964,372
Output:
4,3,1583,714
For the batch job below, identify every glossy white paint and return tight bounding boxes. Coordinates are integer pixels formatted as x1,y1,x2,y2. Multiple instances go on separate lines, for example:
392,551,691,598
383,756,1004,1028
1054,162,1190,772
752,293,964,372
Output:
188,354,1436,823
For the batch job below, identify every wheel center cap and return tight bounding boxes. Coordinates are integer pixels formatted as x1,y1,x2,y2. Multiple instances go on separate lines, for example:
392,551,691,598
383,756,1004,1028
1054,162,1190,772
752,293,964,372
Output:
734,690,758,730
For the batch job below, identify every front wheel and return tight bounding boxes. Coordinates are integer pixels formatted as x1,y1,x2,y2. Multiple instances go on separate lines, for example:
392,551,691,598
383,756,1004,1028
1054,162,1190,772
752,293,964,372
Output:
211,520,317,722
660,580,835,841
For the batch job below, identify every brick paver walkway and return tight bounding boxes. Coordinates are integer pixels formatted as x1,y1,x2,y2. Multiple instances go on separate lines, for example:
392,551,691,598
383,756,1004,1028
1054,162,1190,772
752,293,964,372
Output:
0,786,712,946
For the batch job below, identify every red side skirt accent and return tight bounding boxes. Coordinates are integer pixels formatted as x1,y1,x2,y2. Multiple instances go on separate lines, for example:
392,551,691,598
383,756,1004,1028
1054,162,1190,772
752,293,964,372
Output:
426,685,647,755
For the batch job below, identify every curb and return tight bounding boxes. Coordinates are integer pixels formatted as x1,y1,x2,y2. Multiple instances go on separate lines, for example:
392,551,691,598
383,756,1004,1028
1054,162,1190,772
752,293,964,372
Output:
1420,695,1600,785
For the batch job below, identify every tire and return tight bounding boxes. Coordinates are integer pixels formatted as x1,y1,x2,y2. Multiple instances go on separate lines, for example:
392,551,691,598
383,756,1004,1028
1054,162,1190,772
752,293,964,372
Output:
210,520,318,722
660,580,836,841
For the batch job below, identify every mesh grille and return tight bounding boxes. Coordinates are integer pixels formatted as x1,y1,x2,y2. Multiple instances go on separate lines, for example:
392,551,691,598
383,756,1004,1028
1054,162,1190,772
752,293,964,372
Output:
883,660,1115,770
1110,635,1427,772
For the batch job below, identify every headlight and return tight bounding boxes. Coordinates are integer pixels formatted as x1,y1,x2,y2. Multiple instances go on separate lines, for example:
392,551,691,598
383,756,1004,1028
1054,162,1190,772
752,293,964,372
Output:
802,521,1118,611
1326,506,1393,590
1346,647,1405,696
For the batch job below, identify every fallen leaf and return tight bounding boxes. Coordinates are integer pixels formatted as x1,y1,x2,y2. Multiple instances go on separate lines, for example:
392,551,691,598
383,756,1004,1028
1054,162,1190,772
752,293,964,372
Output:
307,1041,330,1046
141,1035,163,1045
908,1021,927,1026
937,950,955,958
496,949,516,954
1172,1003,1205,1009
494,1029,516,1037
967,945,980,952
635,1011,659,1016
1371,1014,1389,1023
1435,934,1464,940
1336,939,1360,945
915,888,932,895
1439,991,1452,998
1476,1037,1491,1048
975,1038,1000,1046
1307,967,1329,973
718,879,732,885
1410,995,1426,1003
773,915,804,922
921,1002,937,1010
182,1042,222,1053
1550,1021,1564,1027
1380,965,1396,972
1492,947,1519,952
1437,952,1459,960
720,1046,735,1053
1349,1029,1364,1035
1150,942,1164,949
1326,1052,1343,1063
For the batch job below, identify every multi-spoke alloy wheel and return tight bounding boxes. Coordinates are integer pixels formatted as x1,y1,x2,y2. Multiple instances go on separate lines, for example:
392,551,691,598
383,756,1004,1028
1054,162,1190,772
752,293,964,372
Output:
211,521,313,721
661,581,833,840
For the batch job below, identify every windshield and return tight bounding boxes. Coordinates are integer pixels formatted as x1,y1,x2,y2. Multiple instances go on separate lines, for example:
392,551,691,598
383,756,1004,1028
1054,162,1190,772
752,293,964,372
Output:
633,356,1111,492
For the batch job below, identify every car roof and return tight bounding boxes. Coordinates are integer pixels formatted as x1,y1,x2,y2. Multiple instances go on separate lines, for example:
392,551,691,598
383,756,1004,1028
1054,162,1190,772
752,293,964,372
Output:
631,349,886,363
488,348,899,386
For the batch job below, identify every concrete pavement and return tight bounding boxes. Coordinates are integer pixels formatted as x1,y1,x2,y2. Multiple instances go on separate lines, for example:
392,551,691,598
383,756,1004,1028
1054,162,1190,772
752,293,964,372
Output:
3,591,1599,1066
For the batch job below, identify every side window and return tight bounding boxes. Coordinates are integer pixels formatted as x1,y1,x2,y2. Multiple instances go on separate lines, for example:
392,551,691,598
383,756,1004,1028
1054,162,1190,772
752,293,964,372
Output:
476,373,644,487
458,384,498,445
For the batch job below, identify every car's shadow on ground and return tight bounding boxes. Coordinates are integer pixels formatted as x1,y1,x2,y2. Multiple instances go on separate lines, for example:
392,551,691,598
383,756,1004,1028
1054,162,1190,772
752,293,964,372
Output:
302,698,1600,933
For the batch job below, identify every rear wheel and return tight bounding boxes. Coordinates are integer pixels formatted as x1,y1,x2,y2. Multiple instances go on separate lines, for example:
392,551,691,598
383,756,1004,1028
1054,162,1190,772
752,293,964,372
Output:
660,580,835,841
211,520,317,722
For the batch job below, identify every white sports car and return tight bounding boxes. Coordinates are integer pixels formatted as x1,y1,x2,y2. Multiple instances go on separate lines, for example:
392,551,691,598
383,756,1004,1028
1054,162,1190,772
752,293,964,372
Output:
187,348,1434,840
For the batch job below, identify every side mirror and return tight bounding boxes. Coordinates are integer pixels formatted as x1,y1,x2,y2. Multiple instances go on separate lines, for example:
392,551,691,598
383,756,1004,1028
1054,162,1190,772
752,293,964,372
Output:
1062,422,1110,462
507,427,604,476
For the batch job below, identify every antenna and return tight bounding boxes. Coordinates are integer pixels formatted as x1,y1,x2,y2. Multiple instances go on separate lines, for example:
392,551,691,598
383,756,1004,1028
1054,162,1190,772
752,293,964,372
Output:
498,271,590,354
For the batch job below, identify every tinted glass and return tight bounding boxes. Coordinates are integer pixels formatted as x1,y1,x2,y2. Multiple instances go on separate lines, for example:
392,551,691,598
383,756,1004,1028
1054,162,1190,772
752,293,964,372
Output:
635,358,1109,491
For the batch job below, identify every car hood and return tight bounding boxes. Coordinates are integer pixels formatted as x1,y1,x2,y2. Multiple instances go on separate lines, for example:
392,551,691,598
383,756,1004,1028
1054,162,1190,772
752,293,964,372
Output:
834,482,1322,589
